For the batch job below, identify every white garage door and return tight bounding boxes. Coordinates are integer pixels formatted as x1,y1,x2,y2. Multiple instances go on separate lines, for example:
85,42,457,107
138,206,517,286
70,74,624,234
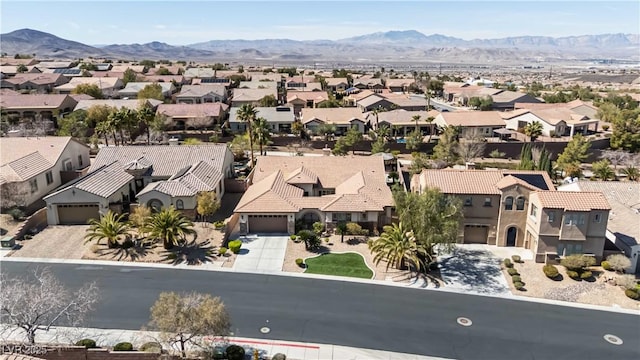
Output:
464,225,488,244
248,215,287,233
57,204,100,225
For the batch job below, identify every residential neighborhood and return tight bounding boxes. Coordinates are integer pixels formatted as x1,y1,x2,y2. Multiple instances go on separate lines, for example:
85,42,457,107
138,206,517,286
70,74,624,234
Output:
1,4,639,359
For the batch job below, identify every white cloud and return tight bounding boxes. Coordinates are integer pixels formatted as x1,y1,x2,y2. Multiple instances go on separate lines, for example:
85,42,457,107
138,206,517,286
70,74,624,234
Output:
154,24,167,30
68,21,80,30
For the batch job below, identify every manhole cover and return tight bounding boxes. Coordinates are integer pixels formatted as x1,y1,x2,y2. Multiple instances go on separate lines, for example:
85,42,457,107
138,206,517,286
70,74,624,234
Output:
456,317,472,327
260,327,271,334
603,334,623,345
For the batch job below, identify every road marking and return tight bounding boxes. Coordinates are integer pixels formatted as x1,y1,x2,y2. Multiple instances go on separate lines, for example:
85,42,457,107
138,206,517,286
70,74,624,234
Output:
456,317,472,327
603,334,623,345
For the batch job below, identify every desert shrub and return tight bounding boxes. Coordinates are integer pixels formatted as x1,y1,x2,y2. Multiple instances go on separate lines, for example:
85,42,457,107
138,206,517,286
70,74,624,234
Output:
507,268,519,276
616,274,638,290
511,255,522,263
75,339,97,348
312,221,324,235
225,344,245,360
213,220,225,230
297,230,314,241
606,254,631,273
566,270,580,280
513,281,525,290
121,237,134,249
601,261,611,271
346,222,365,235
543,264,559,279
228,239,242,254
290,234,297,240
324,237,330,243
580,271,593,279
7,208,24,221
218,247,227,255
113,342,133,351
511,275,521,283
140,342,162,353
295,258,304,267
272,354,287,360
560,254,595,271
625,289,639,300
503,258,513,268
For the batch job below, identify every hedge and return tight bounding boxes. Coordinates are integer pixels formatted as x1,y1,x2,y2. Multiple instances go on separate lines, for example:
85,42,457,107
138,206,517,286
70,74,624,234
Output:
113,342,133,351
228,239,242,254
507,268,519,276
580,271,593,280
625,289,639,300
566,270,580,280
543,264,559,279
601,261,612,271
75,339,97,348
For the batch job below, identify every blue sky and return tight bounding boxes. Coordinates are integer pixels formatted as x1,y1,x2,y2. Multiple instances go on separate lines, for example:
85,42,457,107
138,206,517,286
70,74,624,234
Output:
1,1,638,45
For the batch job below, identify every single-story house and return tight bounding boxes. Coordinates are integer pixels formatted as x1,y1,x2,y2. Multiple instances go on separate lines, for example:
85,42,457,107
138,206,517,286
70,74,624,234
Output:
228,106,295,133
238,80,279,89
1,73,69,93
367,109,439,137
514,99,599,119
300,108,367,135
55,77,124,98
175,84,228,104
384,78,413,93
44,144,235,224
325,77,349,93
1,136,90,212
234,156,394,234
490,91,542,111
433,111,507,137
74,99,163,112
157,103,229,130
231,88,278,107
502,108,599,137
118,82,176,99
0,94,78,127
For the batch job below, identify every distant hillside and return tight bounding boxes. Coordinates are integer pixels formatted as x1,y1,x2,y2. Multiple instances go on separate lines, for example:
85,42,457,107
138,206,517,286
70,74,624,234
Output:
1,28,638,63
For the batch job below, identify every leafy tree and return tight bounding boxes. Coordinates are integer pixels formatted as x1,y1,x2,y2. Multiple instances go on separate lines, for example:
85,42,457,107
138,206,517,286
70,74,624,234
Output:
337,127,363,155
609,109,640,152
591,159,615,180
144,207,196,250
606,254,631,273
122,68,139,85
16,64,28,73
149,292,231,358
432,126,459,164
0,268,98,344
409,152,430,175
371,137,387,154
156,67,172,75
139,60,156,68
392,187,463,259
229,133,251,160
57,109,88,140
253,117,271,155
72,83,104,99
523,121,543,142
518,142,535,170
369,222,427,274
291,120,304,137
138,83,164,101
259,94,278,107
182,138,202,145
468,96,493,110
197,191,220,222
404,130,423,151
108,107,138,144
236,104,258,166
137,103,157,145
84,210,131,248
316,123,337,141
557,134,591,177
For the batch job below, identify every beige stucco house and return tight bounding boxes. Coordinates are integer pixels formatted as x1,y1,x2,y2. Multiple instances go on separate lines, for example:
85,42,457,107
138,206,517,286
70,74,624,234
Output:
235,156,394,235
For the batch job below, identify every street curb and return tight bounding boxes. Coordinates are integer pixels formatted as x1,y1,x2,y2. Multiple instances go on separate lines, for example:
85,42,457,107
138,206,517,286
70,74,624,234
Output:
2,256,639,315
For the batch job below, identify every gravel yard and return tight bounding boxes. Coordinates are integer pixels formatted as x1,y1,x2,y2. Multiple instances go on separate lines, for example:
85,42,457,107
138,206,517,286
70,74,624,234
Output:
282,234,444,287
502,260,640,310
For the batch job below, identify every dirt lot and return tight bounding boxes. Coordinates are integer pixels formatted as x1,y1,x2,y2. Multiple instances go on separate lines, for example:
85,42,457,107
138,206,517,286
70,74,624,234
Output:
502,260,640,310
282,234,444,287
8,223,235,267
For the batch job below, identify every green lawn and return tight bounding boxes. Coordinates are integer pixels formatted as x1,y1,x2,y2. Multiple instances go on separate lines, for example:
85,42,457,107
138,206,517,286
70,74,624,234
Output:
304,253,373,279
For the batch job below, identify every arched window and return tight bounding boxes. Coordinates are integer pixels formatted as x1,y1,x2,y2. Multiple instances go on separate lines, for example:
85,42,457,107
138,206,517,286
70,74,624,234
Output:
516,196,525,211
175,200,184,210
504,196,514,210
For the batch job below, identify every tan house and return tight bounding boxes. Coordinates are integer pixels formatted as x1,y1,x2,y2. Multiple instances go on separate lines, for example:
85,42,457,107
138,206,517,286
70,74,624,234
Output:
367,109,439,137
175,84,228,104
118,82,176,99
286,91,330,115
1,136,90,212
433,111,507,137
325,77,349,93
54,77,124,98
235,156,394,234
231,88,278,107
502,107,600,137
0,94,78,127
157,103,229,130
300,108,367,135
412,169,612,263
1,73,69,93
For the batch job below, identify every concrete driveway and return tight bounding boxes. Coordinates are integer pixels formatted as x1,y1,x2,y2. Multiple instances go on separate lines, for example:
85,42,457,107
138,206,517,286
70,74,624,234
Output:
8,225,89,259
232,234,289,273
437,244,511,296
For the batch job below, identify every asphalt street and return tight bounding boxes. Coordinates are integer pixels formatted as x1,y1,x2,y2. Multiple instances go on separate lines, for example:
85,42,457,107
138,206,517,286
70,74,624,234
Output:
1,261,639,360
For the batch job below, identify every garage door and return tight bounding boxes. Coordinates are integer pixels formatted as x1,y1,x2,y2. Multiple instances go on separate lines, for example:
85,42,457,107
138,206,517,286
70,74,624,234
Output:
464,225,488,244
248,215,287,233
57,204,100,225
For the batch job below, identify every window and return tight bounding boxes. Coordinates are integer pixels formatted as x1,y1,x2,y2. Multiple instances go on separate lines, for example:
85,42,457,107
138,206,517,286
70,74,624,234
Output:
78,155,83,167
594,213,602,223
63,159,72,171
516,196,525,210
578,214,585,225
548,211,555,223
29,178,38,193
319,189,336,196
504,196,513,210
175,200,184,210
332,212,351,222
463,197,473,207
45,171,54,185
557,242,584,257
530,204,538,218
483,197,492,207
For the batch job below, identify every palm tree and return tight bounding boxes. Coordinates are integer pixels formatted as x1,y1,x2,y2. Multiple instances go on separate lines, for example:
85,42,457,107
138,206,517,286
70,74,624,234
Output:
144,207,195,250
369,222,427,274
523,121,543,142
84,211,130,248
621,165,639,181
137,105,156,145
411,114,421,134
253,117,271,155
425,116,435,143
236,104,258,167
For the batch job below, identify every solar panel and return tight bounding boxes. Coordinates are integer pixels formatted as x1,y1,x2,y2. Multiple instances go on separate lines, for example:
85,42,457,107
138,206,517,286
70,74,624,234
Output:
201,78,229,83
509,173,550,190
53,68,82,75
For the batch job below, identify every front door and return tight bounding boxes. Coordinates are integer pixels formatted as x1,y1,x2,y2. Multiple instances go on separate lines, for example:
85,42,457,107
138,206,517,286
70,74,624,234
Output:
506,226,517,247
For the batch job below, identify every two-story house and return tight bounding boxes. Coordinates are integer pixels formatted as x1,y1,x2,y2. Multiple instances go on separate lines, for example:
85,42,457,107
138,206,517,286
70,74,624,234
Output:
234,156,394,235
175,84,228,104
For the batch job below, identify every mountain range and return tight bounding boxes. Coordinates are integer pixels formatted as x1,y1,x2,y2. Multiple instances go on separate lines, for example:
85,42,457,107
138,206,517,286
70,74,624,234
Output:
1,29,638,64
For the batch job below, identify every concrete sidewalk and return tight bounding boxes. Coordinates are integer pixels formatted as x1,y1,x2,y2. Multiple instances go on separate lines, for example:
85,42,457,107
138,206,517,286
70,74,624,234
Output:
0,325,451,360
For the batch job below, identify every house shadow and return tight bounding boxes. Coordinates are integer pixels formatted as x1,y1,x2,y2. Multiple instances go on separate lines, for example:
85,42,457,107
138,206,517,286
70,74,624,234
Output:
346,236,368,245
308,245,330,254
160,238,217,266
438,248,509,294
97,241,157,261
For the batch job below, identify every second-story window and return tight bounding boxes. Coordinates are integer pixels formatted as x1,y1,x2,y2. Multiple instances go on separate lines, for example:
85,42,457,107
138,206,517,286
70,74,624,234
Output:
516,196,525,210
46,171,54,185
29,178,38,193
175,200,184,210
548,211,555,223
504,196,513,210
530,204,538,218
483,198,492,207
464,197,473,207
594,213,602,223
78,155,83,167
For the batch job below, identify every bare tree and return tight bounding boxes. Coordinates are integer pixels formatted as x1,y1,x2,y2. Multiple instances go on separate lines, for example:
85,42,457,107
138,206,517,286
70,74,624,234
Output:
601,149,630,174
0,182,29,210
456,131,486,164
149,292,231,358
0,268,99,344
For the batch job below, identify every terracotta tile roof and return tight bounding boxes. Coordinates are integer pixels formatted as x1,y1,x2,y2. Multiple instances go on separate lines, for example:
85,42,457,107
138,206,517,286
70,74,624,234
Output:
234,170,302,212
47,161,134,199
417,169,554,195
286,91,329,102
142,75,185,83
176,84,227,98
157,103,228,118
229,106,295,124
325,77,348,86
436,111,506,127
89,71,125,78
370,109,439,126
75,99,162,112
385,78,413,87
3,73,67,86
55,77,121,91
285,166,318,184
239,81,278,89
137,160,222,197
532,191,611,211
301,108,365,125
0,136,76,182
0,89,19,96
0,94,74,109
495,175,540,191
231,88,277,102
